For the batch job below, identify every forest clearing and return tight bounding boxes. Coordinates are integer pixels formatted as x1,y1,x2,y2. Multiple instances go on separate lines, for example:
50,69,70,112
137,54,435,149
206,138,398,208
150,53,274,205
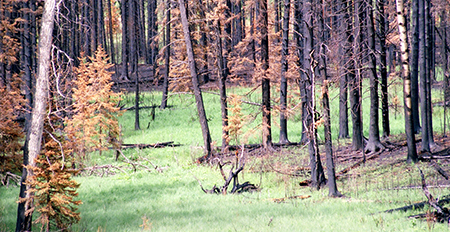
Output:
1,0,450,231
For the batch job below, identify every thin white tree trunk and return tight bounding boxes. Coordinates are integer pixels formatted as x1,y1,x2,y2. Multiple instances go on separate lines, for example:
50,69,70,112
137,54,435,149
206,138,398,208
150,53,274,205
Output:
24,0,56,221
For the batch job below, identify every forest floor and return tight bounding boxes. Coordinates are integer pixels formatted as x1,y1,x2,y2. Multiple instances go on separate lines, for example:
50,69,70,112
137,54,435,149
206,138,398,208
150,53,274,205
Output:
210,133,450,192
3,83,450,231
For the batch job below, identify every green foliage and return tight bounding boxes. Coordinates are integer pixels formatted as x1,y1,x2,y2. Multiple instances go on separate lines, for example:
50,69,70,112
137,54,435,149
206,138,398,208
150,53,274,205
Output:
65,46,123,161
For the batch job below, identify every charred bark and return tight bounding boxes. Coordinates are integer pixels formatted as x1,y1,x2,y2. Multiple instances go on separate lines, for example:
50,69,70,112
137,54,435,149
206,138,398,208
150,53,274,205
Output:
178,0,212,157
365,0,384,153
377,0,389,137
279,0,290,145
261,0,272,149
161,1,170,109
396,0,418,163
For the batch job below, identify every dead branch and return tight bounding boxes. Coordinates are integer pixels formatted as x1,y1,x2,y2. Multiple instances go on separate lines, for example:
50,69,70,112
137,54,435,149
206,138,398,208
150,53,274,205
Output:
429,160,449,180
201,152,259,194
336,151,382,179
418,168,448,216
268,163,309,177
0,172,21,187
119,150,137,171
138,155,168,173
383,169,450,222
81,164,127,177
383,196,450,214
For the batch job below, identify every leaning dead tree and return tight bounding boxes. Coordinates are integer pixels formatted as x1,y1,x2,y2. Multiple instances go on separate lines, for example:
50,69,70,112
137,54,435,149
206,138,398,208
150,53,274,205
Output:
417,168,450,222
384,167,450,223
196,151,259,194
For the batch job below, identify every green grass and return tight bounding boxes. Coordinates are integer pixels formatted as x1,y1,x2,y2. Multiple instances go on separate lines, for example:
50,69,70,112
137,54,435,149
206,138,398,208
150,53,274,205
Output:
1,155,448,231
1,83,450,231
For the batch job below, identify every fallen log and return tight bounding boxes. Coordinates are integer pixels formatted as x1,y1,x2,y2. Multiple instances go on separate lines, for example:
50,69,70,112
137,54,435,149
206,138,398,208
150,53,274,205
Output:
120,141,181,149
383,196,450,214
336,151,382,179
226,142,304,152
429,160,450,180
123,105,173,111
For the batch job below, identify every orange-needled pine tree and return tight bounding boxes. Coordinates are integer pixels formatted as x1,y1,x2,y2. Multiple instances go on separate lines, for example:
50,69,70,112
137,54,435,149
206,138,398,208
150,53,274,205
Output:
22,121,81,231
65,46,122,162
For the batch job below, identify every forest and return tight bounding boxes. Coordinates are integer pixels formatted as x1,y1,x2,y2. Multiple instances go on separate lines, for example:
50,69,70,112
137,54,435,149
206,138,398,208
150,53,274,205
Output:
1,0,450,231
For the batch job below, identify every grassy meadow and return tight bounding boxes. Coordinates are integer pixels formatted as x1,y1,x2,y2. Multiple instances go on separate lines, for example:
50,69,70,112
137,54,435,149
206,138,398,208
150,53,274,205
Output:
1,80,450,231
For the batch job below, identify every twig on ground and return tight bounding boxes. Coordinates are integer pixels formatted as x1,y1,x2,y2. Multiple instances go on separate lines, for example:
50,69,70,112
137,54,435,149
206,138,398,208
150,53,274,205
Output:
139,155,168,173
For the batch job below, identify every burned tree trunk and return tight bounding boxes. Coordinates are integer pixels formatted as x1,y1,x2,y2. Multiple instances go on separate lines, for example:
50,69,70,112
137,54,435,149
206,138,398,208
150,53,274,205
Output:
16,0,56,230
161,0,170,109
279,0,290,145
178,0,212,158
213,19,229,151
261,0,272,149
396,0,418,163
377,0,389,137
365,0,384,153
318,0,340,196
304,0,325,189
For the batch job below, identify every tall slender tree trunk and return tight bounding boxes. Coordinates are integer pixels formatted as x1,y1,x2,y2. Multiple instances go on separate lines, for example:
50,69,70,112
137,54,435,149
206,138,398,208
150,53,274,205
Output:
273,0,280,44
223,0,232,77
250,4,256,65
178,0,212,157
82,0,91,56
279,0,290,144
377,0,389,137
97,0,106,50
442,12,449,136
16,0,56,230
351,0,364,151
16,0,34,228
121,0,129,80
419,0,430,152
147,0,158,73
365,0,384,153
106,0,116,64
129,0,140,130
198,0,209,84
161,1,170,109
261,0,272,149
214,19,229,151
91,0,98,53
410,0,420,133
396,0,418,163
294,0,308,144
318,0,339,196
304,0,325,189
338,0,349,139
138,0,147,62
425,0,435,146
